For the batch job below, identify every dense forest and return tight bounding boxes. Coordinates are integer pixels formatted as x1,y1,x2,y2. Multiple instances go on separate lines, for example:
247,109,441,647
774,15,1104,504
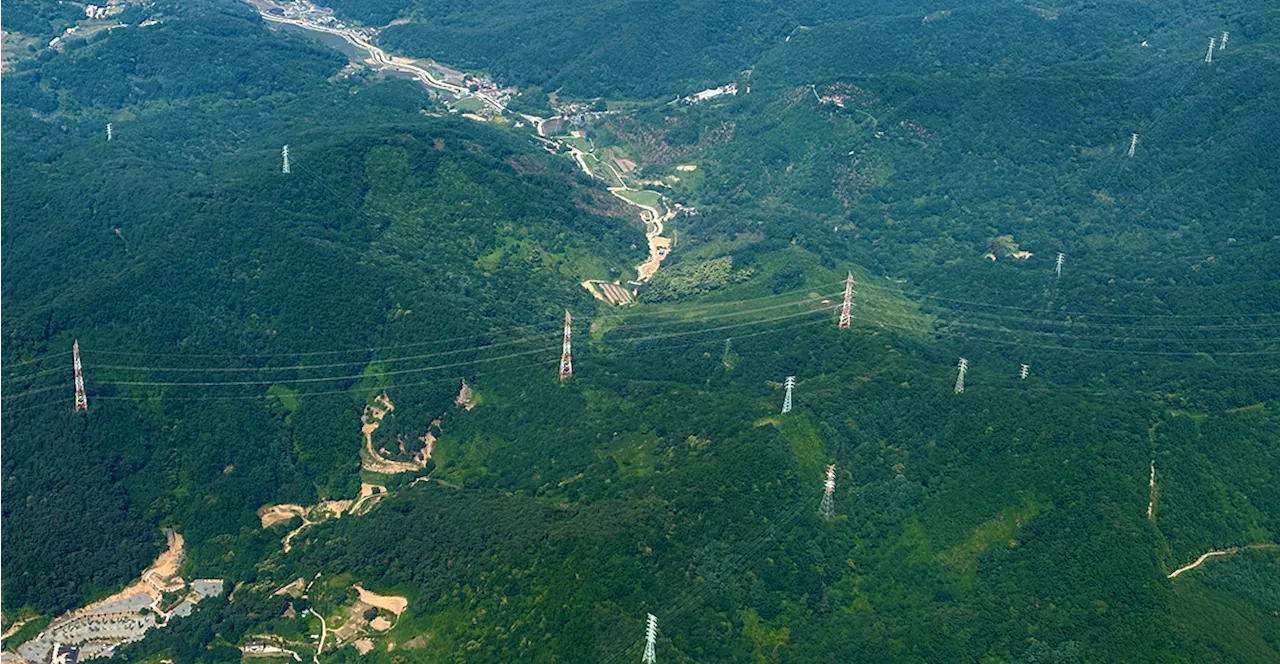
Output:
320,0,1271,98
3,0,1279,662
1,0,643,617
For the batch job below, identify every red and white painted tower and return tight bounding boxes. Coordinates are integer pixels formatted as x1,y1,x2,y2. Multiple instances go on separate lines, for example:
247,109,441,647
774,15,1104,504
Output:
73,340,88,412
837,272,854,329
559,311,573,381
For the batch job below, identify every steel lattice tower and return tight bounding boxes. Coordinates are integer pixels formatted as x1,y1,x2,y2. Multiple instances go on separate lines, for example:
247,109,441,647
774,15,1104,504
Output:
282,145,290,174
954,358,968,394
642,613,657,663
837,272,854,329
820,464,836,520
559,310,573,381
73,340,88,412
782,376,795,414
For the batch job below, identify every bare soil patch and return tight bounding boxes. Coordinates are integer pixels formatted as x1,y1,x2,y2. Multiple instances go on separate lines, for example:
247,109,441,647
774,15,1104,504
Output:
354,585,408,616
259,504,308,528
362,394,427,474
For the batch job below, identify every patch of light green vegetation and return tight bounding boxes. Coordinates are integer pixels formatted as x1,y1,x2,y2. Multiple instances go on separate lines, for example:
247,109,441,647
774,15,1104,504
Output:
561,136,593,153
353,362,393,397
267,384,301,415
558,244,611,281
2,615,50,651
428,433,498,488
638,256,750,303
384,606,473,663
597,430,661,478
739,606,791,661
938,495,1041,582
757,412,825,477
615,245,929,337
452,96,485,112
612,187,663,211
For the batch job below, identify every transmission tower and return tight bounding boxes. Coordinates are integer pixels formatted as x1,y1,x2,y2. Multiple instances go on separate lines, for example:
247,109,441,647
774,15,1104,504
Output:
1055,252,1065,277
73,340,88,412
642,613,658,664
282,145,290,174
1127,133,1138,157
559,310,573,381
820,464,836,520
1019,363,1030,380
1205,38,1215,64
954,358,968,394
1220,31,1229,50
106,123,113,142
782,376,795,414
837,272,854,329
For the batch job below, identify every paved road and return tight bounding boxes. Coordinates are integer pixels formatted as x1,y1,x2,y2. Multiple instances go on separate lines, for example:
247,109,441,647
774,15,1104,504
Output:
313,610,328,663
257,12,505,113
252,2,672,281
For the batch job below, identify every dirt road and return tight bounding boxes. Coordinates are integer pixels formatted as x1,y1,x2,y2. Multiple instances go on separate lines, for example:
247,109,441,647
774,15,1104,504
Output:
1168,548,1239,578
1168,543,1279,578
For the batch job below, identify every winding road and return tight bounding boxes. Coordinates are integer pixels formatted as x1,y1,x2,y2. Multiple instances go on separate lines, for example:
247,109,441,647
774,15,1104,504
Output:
1167,543,1279,579
257,10,503,112
1168,548,1238,578
250,1,673,282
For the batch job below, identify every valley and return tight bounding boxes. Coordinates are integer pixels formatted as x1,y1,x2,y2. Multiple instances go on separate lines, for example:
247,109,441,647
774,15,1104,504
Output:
1,0,1278,662
245,0,678,290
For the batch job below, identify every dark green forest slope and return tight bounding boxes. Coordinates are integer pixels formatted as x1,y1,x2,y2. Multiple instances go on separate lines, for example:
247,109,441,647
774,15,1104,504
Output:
323,0,1270,98
2,0,642,616
3,0,1279,663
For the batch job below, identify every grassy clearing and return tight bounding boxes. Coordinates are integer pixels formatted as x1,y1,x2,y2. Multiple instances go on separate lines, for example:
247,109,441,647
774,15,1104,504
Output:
452,96,485,112
606,246,931,339
599,159,625,187
351,362,393,397
612,187,663,211
597,430,661,479
1,31,42,70
938,495,1041,581
561,136,593,152
267,384,301,414
757,413,825,477
2,615,50,651
384,606,472,662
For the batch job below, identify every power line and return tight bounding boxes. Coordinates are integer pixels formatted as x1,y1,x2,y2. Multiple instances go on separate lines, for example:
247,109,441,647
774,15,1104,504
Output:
853,279,1280,320
3,350,74,367
27,317,831,406
43,310,833,392
845,299,1277,346
93,346,562,388
0,385,67,401
90,359,558,403
4,293,840,384
4,283,845,371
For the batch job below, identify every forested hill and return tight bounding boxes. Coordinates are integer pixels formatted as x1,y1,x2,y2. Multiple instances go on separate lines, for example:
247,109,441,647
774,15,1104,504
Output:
2,0,642,615
3,0,1279,663
323,0,1268,97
